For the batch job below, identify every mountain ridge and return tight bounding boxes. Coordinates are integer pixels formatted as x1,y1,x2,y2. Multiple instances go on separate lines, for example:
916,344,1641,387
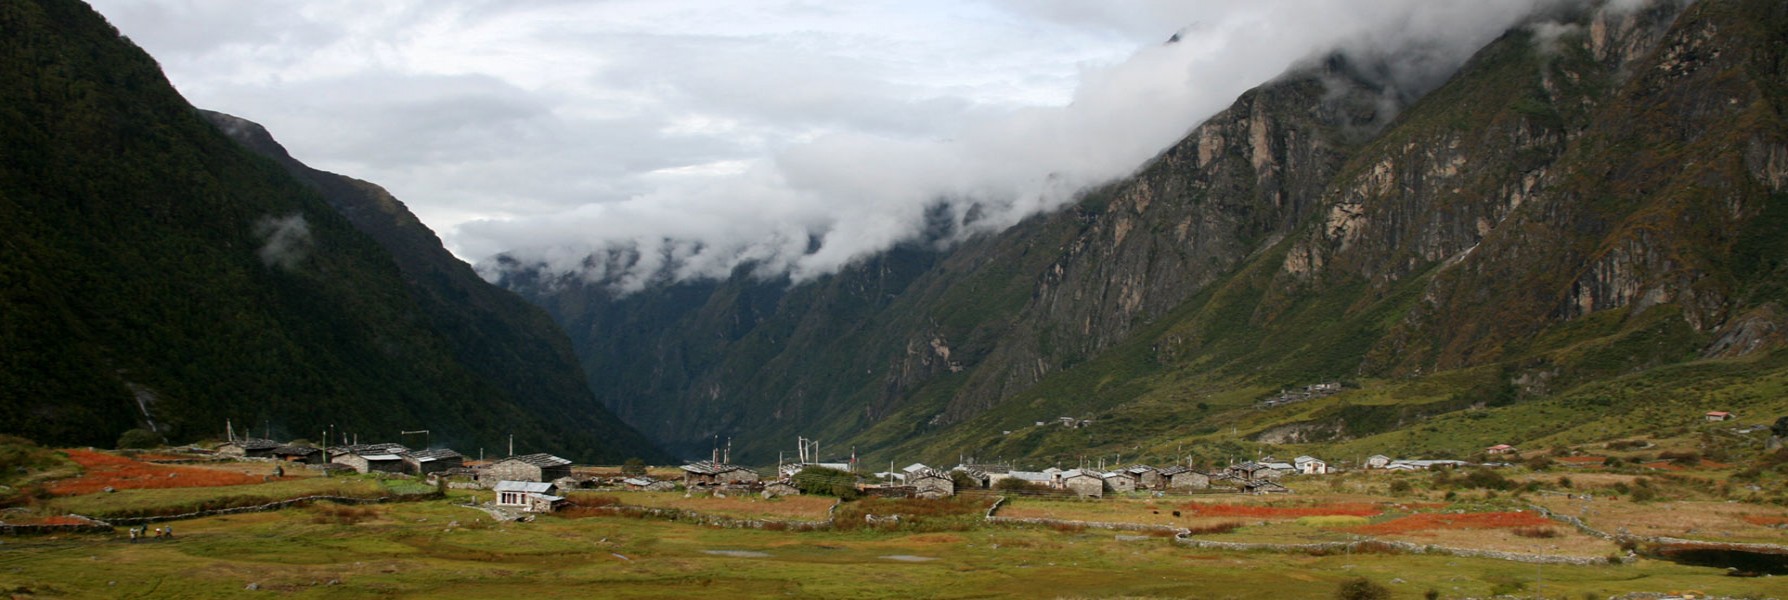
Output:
500,0,1788,466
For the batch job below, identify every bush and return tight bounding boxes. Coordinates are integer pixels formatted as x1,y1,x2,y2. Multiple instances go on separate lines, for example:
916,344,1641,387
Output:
116,428,160,450
621,458,646,476
792,467,857,497
1388,479,1413,495
1460,468,1515,491
1334,577,1390,600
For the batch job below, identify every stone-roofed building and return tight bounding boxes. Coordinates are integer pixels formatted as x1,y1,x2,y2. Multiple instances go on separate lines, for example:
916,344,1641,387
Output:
1061,469,1104,498
403,448,464,476
908,468,954,499
216,438,280,458
482,453,573,483
332,448,406,474
680,460,760,487
271,445,322,464
1124,465,1162,489
1160,466,1211,490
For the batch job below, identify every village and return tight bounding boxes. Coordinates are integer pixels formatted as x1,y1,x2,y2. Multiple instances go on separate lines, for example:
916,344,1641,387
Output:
204,428,1547,517
3,408,1783,599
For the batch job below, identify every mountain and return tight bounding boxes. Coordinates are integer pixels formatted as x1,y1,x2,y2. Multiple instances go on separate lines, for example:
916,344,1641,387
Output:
0,0,666,463
498,0,1788,467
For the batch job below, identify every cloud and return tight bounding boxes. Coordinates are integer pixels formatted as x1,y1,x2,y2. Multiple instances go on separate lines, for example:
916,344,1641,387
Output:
90,0,1576,291
254,213,313,270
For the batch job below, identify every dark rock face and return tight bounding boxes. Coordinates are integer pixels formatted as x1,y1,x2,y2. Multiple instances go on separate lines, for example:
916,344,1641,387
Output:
504,0,1788,463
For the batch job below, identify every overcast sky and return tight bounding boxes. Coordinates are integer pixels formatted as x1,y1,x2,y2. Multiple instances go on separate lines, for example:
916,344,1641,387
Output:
88,0,1562,289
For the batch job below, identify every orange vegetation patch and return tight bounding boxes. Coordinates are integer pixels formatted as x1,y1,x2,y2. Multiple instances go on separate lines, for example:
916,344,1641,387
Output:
1742,515,1788,527
47,449,270,495
133,453,194,462
1180,502,1383,519
1346,511,1554,536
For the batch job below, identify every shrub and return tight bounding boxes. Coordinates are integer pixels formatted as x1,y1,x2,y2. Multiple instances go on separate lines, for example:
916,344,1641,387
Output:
115,429,161,450
1184,521,1244,535
310,503,377,525
1334,577,1390,600
1389,479,1413,495
1512,527,1560,538
792,467,857,497
1557,476,1573,489
1460,468,1515,491
621,458,646,476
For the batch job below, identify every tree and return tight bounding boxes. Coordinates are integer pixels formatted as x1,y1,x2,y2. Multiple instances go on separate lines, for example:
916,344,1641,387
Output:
621,458,647,476
116,428,160,450
1334,577,1390,600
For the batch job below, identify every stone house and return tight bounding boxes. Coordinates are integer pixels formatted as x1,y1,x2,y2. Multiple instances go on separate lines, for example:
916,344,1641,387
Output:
1366,455,1392,469
909,469,955,499
482,453,574,483
1124,465,1162,489
1061,470,1104,498
1102,471,1137,494
332,449,406,474
1160,466,1210,490
403,448,464,476
1294,456,1328,475
680,460,760,487
1706,411,1734,422
215,438,280,458
271,445,322,464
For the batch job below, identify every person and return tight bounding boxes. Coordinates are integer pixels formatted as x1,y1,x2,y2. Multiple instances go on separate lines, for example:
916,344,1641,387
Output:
163,525,172,538
127,527,138,543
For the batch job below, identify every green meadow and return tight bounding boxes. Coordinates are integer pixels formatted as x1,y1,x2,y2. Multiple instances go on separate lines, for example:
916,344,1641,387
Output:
0,494,1773,599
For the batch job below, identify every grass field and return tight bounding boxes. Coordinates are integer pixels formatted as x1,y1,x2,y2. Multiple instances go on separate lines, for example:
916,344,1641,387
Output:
0,496,1771,599
565,491,838,521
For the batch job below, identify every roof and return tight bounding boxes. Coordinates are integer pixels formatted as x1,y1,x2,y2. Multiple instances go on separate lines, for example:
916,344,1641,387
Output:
680,460,744,475
621,477,656,486
1061,469,1102,481
272,445,318,455
332,443,410,456
221,438,280,451
901,462,930,473
1486,444,1515,450
407,448,463,461
1706,411,1732,416
1262,462,1295,470
356,453,403,461
1009,471,1051,482
1125,465,1159,474
1294,455,1320,463
908,468,950,480
493,480,555,493
1159,465,1195,476
497,453,572,468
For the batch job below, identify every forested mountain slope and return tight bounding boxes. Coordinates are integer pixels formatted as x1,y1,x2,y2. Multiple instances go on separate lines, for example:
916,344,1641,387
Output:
0,0,665,462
